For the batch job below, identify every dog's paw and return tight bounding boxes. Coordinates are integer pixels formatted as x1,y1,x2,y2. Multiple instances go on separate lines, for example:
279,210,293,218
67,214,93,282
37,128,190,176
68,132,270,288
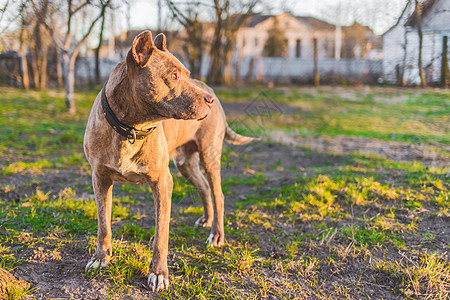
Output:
206,233,224,247
148,273,169,292
195,215,213,228
85,258,108,272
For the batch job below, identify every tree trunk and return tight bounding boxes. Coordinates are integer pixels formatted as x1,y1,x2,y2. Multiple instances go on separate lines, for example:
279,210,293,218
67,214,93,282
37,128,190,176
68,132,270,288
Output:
441,36,448,88
19,26,29,90
313,38,320,87
31,55,40,89
192,21,203,79
38,28,49,90
417,32,426,87
400,26,407,86
415,0,426,87
222,32,238,85
62,52,76,114
95,14,106,84
56,48,63,88
223,48,232,85
39,41,48,90
209,33,223,84
37,0,49,90
209,1,223,84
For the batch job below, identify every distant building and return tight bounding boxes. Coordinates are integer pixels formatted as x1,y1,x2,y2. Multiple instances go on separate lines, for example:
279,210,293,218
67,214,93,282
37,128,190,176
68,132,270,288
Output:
382,0,450,84
188,12,382,81
235,12,381,61
94,12,382,83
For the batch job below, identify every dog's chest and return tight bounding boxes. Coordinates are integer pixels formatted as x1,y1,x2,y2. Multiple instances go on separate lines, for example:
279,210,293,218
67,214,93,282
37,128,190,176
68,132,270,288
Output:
108,144,164,184
112,158,148,184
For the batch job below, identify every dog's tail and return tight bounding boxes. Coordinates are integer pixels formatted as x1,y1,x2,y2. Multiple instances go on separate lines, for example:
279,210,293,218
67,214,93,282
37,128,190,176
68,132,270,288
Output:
224,124,260,145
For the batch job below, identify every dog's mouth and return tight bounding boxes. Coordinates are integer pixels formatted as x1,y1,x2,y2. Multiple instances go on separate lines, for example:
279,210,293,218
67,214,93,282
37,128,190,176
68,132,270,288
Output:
197,114,209,121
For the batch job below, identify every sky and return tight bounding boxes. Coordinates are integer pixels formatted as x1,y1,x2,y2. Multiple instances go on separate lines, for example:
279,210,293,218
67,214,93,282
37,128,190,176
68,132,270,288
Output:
0,0,408,47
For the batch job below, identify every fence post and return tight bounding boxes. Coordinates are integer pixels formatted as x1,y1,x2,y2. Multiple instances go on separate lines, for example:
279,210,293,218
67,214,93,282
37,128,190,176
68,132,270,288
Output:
313,38,320,87
442,36,448,88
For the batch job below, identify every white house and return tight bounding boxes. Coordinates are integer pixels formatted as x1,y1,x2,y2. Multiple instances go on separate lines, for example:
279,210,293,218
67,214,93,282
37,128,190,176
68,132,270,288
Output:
383,0,450,85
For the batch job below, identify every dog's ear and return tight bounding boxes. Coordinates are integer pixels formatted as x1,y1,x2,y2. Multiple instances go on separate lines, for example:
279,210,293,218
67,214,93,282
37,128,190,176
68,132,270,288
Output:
131,30,155,67
154,33,167,51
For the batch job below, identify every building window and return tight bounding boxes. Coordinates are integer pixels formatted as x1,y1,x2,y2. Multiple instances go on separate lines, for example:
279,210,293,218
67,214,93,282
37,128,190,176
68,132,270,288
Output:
296,39,301,58
255,37,258,47
242,37,246,48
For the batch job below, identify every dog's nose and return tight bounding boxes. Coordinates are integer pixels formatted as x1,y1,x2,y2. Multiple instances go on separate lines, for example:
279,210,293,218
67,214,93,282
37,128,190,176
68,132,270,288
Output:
204,94,214,106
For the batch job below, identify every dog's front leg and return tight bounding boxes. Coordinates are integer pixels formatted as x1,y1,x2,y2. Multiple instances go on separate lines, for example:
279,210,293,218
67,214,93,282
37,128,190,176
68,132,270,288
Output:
148,168,173,292
86,171,113,271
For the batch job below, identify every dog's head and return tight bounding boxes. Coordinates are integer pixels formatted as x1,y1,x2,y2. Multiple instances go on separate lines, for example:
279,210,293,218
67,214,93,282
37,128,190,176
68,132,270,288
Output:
126,30,214,121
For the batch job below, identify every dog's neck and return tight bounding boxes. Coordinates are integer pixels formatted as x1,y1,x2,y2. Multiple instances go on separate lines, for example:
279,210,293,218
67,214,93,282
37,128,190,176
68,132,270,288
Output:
105,64,162,131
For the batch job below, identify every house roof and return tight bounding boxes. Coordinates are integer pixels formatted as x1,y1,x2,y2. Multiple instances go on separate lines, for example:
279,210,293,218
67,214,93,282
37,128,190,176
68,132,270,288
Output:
405,0,439,27
296,16,335,30
244,13,336,31
383,0,440,35
382,0,412,36
245,14,271,27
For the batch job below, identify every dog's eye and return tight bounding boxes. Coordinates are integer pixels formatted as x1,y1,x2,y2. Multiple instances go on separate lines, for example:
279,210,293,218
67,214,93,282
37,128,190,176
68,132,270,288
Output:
171,73,179,80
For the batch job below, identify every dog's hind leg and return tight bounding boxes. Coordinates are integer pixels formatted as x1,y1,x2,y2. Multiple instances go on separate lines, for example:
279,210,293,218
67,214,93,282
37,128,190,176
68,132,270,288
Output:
174,142,213,227
86,171,113,271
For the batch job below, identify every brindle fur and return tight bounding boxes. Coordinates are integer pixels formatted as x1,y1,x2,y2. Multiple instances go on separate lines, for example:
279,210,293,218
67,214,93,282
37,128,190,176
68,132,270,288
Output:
83,30,257,291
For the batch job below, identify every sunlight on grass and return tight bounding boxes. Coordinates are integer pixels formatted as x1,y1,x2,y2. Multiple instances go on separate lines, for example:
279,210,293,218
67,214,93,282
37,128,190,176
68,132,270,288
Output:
372,251,450,299
0,86,448,299
219,87,450,145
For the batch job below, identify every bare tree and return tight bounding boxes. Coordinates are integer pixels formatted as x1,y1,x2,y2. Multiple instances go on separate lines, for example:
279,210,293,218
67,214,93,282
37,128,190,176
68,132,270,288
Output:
167,0,260,85
414,0,426,87
31,0,111,114
95,11,107,84
18,5,30,90
399,25,408,86
441,36,448,88
166,1,205,79
24,0,52,90
32,0,50,90
209,0,259,85
263,18,288,57
0,0,10,25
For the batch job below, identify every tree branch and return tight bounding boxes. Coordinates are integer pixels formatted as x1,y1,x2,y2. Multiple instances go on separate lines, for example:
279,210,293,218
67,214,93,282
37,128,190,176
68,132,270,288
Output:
0,0,10,25
65,0,73,47
72,0,90,15
30,0,66,51
70,0,111,64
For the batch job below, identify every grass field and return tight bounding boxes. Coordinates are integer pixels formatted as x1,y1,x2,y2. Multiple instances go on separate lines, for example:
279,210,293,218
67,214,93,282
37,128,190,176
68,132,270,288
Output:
0,85,449,299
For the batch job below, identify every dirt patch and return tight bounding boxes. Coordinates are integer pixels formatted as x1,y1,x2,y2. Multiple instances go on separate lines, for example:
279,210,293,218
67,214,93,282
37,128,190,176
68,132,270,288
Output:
268,131,450,167
2,139,449,299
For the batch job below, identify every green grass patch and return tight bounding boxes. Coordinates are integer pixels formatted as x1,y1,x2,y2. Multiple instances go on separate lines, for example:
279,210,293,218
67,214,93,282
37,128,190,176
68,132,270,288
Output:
219,87,450,145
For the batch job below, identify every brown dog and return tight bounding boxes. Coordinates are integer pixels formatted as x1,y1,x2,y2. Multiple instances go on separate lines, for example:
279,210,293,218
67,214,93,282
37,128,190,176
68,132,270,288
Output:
83,30,257,291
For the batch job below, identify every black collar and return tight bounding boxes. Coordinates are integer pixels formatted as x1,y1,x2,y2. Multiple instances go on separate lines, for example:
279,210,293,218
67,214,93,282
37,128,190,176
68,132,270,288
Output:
101,80,156,144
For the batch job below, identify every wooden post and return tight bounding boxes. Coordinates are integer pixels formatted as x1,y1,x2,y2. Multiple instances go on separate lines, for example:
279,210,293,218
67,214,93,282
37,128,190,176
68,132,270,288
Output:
415,0,426,87
442,36,448,88
313,38,320,87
